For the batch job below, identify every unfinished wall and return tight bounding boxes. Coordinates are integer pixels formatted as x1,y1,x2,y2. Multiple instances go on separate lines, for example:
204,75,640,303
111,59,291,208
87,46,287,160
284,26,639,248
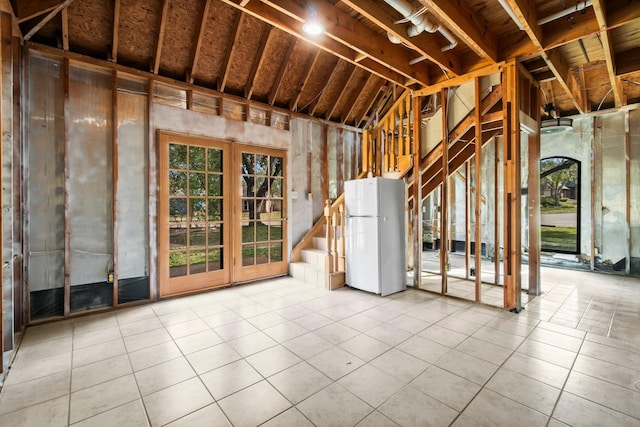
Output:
540,116,593,256
631,110,640,274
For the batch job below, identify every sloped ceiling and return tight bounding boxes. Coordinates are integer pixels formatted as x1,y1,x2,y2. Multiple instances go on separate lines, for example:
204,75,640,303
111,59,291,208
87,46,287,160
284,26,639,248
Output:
11,0,640,126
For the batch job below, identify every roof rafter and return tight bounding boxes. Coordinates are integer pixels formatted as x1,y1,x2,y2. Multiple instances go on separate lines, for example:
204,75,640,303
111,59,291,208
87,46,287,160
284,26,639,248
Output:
110,0,119,61
15,0,59,23
188,0,212,84
342,73,372,125
218,11,244,92
256,0,431,86
245,26,274,99
23,0,74,41
290,48,321,111
356,79,383,128
592,0,623,107
338,0,461,76
61,5,68,50
503,0,584,113
269,37,296,105
418,0,498,62
220,0,409,88
326,65,357,120
153,0,170,74
309,59,341,116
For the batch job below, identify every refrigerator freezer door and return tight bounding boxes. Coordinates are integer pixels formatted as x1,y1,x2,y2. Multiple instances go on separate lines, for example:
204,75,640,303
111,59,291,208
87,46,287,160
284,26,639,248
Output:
345,178,379,217
345,216,380,294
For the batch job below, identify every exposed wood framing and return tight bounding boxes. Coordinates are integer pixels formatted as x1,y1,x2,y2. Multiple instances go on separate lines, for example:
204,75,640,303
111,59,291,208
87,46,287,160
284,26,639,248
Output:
15,0,59,23
260,0,431,85
61,5,68,51
340,0,462,76
326,65,356,120
502,59,521,310
321,124,328,203
153,0,170,74
420,0,498,63
625,110,631,274
110,0,120,61
63,57,70,316
309,59,340,116
440,88,449,294
592,0,623,107
23,0,74,42
616,48,640,76
290,48,320,111
415,63,503,97
245,27,274,99
412,94,421,289
148,79,157,301
357,82,385,128
269,37,296,105
337,128,344,194
474,77,482,301
111,70,119,306
188,0,212,84
341,73,371,124
219,11,244,92
465,161,471,281
220,0,418,87
503,0,585,114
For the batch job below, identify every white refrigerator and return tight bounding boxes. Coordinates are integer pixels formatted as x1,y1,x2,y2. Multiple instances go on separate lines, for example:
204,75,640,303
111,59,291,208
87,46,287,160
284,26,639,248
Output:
345,177,406,296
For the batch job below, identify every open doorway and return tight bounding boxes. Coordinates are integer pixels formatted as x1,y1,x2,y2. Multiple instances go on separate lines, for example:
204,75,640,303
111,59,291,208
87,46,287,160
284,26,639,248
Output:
540,157,580,254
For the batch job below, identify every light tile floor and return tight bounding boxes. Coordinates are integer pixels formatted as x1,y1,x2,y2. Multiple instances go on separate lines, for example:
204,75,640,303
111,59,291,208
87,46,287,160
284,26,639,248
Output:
1,268,640,426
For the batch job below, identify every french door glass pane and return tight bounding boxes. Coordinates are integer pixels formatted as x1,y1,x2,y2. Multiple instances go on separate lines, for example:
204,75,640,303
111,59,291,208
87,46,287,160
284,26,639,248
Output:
170,251,187,277
208,148,222,172
169,144,187,169
189,146,206,170
242,244,255,266
208,248,223,271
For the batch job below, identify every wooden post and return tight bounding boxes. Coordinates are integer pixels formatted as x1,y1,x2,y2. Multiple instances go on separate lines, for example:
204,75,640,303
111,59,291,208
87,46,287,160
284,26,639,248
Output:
362,129,369,173
502,60,522,311
412,94,422,289
339,204,345,271
465,161,471,280
440,88,449,294
112,70,119,306
625,110,631,275
324,199,332,277
332,210,338,272
474,77,482,301
63,57,71,316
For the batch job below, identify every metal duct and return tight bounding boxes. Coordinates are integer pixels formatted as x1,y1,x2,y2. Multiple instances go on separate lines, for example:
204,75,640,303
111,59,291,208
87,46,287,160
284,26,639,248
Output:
384,0,457,52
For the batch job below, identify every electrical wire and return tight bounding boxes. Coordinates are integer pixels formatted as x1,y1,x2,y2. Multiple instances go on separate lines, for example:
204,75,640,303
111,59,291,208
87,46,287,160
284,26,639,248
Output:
596,87,613,111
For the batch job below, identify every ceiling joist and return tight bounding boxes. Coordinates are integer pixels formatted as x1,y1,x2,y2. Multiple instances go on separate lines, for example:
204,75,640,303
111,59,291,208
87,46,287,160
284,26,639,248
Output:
592,0,623,107
245,27,274,99
218,11,244,92
290,48,321,112
419,0,498,63
503,0,585,113
342,73,371,125
339,0,462,76
110,0,119,61
326,65,357,120
23,0,73,41
309,59,341,116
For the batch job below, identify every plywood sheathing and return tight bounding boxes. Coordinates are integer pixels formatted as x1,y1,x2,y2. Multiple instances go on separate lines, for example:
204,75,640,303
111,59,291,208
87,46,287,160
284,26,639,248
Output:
249,28,290,102
622,70,640,105
157,0,202,79
191,3,238,87
67,0,113,58
224,14,267,95
275,40,316,108
349,75,384,125
118,0,162,70
330,67,368,121
296,52,338,114
313,61,352,118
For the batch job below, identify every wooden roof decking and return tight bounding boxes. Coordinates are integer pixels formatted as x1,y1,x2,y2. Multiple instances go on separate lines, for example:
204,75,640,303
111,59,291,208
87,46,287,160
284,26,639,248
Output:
10,0,640,125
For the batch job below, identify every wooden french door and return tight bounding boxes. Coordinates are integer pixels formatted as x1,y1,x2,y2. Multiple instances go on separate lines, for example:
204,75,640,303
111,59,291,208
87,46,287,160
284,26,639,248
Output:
158,133,287,296
158,132,231,296
233,145,288,282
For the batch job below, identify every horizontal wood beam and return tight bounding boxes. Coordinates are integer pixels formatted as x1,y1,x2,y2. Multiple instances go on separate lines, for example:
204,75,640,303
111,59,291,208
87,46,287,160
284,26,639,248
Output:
593,0,623,107
258,0,431,85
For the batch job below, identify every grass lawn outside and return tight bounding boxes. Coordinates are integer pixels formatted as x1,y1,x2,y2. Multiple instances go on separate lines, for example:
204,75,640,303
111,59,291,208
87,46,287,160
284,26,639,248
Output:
541,225,577,252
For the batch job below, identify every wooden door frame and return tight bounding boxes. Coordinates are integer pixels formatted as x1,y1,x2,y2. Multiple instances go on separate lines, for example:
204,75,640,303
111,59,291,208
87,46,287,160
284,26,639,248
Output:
232,143,288,283
157,131,231,297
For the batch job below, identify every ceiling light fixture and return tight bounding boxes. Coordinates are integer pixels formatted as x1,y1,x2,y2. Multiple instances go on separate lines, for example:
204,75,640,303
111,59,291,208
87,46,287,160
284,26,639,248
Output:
302,9,324,36
541,117,573,134
541,103,573,134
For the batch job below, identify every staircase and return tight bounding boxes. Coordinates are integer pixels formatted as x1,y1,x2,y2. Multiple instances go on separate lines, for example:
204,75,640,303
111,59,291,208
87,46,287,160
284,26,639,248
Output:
289,228,338,288
290,79,504,290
